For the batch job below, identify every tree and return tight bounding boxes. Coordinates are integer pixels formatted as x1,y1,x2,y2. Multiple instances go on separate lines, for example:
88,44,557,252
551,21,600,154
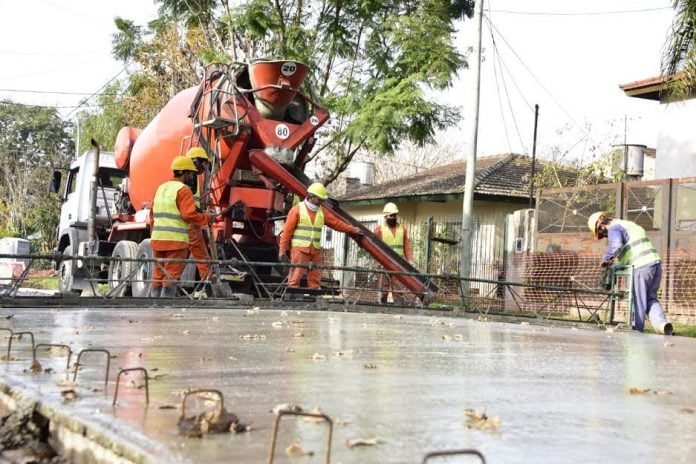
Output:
76,82,129,153
111,0,473,184
662,0,696,99
0,101,73,250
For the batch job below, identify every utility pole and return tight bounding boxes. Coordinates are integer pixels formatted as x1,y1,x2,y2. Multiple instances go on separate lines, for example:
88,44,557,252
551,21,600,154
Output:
459,0,484,299
528,104,539,208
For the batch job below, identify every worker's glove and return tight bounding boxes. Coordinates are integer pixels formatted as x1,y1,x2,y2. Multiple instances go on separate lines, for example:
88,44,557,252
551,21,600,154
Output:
278,252,290,263
353,228,364,238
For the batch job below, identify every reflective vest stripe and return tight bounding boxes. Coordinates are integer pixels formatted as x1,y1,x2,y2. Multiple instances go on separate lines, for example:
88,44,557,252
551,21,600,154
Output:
613,220,660,268
151,181,189,243
381,224,405,257
291,203,324,249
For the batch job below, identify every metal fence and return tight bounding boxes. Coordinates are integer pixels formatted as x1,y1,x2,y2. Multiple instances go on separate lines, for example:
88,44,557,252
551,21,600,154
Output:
536,177,696,321
0,253,623,326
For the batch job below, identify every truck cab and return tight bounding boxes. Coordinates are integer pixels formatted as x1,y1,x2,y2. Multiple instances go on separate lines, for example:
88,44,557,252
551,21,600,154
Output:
53,151,126,293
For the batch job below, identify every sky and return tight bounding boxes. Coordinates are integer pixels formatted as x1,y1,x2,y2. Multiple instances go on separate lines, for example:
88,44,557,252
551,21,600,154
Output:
0,0,677,165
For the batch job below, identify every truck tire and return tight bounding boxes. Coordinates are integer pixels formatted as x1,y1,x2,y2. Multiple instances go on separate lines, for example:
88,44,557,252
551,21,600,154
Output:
108,240,138,297
58,248,79,294
132,239,153,298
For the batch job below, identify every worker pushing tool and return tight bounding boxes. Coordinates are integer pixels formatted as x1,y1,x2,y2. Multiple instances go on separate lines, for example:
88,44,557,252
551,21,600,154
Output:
150,156,213,297
588,211,673,335
279,182,361,290
186,147,213,282
374,202,413,304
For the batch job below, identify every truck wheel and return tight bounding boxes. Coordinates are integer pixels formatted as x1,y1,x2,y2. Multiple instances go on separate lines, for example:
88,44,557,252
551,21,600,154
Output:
58,248,78,294
108,240,138,297
132,239,153,298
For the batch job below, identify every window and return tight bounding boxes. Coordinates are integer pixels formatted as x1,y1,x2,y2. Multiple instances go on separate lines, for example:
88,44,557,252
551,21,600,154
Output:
66,168,79,195
98,167,126,189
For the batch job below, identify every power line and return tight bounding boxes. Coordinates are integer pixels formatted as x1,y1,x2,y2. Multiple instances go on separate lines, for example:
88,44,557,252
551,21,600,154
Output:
487,7,670,16
0,88,117,96
1,101,119,110
64,61,133,118
488,23,513,153
0,50,103,57
486,18,588,137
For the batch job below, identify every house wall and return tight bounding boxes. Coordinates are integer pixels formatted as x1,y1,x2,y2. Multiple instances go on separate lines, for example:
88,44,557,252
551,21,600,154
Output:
656,97,696,179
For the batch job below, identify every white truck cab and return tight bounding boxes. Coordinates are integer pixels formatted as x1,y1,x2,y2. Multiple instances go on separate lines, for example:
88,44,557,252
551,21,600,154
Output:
53,151,126,293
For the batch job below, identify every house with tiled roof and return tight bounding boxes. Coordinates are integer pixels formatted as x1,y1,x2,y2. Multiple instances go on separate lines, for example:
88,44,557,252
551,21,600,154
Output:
329,154,579,282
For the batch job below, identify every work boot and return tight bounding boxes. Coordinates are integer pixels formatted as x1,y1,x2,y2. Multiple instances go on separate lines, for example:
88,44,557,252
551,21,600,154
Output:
657,322,674,336
161,286,177,298
149,286,162,298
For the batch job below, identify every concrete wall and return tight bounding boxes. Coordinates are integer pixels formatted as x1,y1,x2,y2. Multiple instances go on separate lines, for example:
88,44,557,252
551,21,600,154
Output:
656,97,696,179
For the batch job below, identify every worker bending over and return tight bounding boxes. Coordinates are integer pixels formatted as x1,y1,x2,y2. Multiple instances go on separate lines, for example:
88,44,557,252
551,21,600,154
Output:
150,156,213,297
588,211,673,335
186,147,213,282
279,183,360,289
375,202,413,304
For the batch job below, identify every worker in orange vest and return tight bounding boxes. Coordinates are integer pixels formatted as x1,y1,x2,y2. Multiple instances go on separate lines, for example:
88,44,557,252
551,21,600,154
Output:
150,156,214,297
186,147,213,282
375,202,413,304
279,182,361,289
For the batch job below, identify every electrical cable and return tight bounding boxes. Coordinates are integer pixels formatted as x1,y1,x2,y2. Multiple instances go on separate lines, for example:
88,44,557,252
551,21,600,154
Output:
486,19,589,138
486,17,527,153
486,7,670,16
0,88,117,96
64,61,133,118
488,23,513,153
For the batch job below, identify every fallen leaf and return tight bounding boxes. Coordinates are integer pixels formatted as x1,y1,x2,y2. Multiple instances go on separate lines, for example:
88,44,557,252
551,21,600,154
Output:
0,355,19,361
663,341,674,347
464,409,500,433
271,403,303,415
363,363,377,369
182,330,190,335
335,418,352,426
627,387,652,395
454,334,464,340
30,360,42,373
346,437,380,449
293,332,304,338
311,353,326,362
654,390,673,396
442,335,450,341
271,321,283,328
152,374,167,380
91,388,103,393
286,443,314,457
61,389,78,402
126,379,139,389
43,367,54,374
680,408,695,414
55,379,76,387
159,404,177,410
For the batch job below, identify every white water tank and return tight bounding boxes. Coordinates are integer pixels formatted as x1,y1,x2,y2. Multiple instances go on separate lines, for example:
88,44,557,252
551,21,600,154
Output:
348,161,375,186
622,144,646,177
0,238,30,263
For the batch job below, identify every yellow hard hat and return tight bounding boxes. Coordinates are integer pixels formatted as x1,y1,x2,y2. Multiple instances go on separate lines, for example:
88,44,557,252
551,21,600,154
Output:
587,211,606,238
383,202,399,215
171,155,197,172
307,182,328,200
186,147,209,161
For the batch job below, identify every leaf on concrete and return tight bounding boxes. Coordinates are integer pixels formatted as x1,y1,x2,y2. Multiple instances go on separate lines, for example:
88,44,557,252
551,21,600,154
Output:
311,353,327,362
158,404,177,410
285,443,314,457
346,437,380,449
61,389,78,402
303,407,326,422
334,417,352,426
30,360,42,373
363,363,377,369
271,403,303,415
55,379,76,387
627,387,652,395
680,408,695,414
465,409,500,433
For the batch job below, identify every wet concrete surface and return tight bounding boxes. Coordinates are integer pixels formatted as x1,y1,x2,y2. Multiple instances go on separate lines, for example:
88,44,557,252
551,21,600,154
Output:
1,305,696,463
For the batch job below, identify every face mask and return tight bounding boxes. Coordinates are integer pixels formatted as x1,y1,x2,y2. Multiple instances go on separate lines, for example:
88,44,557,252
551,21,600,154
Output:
386,217,397,227
305,199,319,212
185,174,197,192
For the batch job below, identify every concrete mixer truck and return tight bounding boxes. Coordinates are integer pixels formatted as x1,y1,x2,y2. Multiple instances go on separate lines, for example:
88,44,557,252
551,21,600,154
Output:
52,60,437,299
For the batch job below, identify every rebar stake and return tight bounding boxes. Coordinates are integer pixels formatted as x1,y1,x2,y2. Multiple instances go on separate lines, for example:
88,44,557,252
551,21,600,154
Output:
113,367,149,407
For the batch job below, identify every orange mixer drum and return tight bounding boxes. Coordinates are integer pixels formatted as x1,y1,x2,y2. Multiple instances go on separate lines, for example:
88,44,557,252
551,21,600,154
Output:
113,126,142,170
248,60,308,120
126,86,200,210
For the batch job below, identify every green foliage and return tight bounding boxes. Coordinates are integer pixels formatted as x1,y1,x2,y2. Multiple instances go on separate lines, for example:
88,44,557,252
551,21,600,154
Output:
76,82,128,153
108,0,473,184
0,102,72,249
662,1,696,100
